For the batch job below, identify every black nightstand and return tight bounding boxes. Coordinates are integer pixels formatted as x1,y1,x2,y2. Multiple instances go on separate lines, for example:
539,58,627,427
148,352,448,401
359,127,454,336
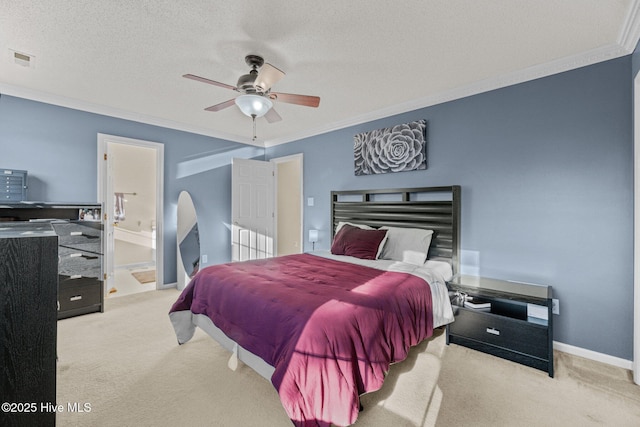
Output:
446,275,554,377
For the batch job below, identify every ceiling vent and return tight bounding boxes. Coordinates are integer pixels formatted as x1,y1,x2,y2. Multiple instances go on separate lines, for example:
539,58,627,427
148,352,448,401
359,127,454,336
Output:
9,49,35,68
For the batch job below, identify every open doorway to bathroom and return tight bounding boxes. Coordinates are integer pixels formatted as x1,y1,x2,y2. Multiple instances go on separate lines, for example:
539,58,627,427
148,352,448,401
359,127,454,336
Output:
97,134,164,299
272,154,303,256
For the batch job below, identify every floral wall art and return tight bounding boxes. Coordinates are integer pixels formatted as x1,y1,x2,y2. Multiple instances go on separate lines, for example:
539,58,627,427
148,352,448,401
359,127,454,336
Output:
353,120,427,176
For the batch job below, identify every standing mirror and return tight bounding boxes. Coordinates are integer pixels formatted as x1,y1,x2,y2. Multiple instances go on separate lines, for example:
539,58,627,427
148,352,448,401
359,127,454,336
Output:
177,191,200,290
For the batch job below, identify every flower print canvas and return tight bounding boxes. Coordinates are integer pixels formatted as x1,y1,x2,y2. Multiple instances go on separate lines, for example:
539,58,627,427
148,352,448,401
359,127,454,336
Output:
354,120,427,176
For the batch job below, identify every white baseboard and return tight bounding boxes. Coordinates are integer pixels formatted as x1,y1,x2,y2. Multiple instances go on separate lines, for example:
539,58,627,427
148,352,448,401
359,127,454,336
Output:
159,282,178,290
554,341,633,371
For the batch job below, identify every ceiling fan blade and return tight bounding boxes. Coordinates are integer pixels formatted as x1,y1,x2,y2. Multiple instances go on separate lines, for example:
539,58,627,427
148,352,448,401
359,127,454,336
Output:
269,92,320,108
254,63,285,92
204,98,237,112
183,74,237,91
264,107,282,123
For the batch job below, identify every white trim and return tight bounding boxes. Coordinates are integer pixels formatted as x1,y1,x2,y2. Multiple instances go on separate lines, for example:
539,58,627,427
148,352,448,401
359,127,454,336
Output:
159,281,178,290
634,72,640,385
158,282,178,291
554,341,633,371
270,152,304,163
0,82,260,147
619,0,640,52
97,133,165,291
264,44,631,147
1,41,635,149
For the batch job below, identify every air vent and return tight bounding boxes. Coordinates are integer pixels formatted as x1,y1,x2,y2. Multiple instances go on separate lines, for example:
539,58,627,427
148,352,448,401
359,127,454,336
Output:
9,49,35,68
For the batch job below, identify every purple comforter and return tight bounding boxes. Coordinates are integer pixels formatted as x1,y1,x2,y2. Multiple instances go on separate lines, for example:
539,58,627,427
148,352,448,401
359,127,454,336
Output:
169,253,433,426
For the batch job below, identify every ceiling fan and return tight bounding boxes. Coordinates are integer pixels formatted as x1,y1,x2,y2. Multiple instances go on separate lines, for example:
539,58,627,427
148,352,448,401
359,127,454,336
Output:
183,54,320,140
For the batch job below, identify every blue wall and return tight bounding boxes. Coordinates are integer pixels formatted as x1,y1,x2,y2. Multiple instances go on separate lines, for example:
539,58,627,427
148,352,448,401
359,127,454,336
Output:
1,53,634,360
0,94,264,283
267,56,634,360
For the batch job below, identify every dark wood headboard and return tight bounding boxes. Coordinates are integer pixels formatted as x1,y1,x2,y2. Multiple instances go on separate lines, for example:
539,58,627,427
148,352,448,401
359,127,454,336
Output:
331,186,460,274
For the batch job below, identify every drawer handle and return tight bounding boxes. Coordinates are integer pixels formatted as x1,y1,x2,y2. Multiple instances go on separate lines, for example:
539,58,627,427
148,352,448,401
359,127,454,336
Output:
68,231,99,239
69,274,82,280
69,253,98,260
70,295,83,302
486,327,500,336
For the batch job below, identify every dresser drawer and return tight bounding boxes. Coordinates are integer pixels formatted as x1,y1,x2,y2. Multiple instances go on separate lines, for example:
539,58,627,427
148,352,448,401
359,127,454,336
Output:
58,279,101,313
59,274,100,288
58,246,102,278
449,307,548,359
52,221,102,247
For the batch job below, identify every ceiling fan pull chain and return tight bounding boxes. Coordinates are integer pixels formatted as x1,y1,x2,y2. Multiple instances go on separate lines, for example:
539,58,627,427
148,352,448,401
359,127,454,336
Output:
252,114,257,141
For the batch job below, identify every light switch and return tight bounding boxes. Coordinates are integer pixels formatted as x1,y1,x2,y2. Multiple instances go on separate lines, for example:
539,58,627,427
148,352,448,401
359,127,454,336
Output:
307,197,314,207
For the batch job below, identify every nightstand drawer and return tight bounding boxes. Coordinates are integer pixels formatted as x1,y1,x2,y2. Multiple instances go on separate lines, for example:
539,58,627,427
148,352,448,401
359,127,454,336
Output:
450,307,548,359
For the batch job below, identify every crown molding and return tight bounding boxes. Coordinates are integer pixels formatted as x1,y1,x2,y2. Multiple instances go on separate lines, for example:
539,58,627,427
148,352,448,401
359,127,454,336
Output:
620,0,640,52
264,42,631,148
0,82,263,148
2,36,636,151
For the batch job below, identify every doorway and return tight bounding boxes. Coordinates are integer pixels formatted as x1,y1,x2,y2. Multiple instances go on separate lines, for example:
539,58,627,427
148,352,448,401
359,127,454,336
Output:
272,154,303,256
97,134,164,298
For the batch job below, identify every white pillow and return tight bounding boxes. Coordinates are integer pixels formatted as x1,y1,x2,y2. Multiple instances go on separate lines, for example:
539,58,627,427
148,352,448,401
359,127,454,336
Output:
334,221,387,259
379,226,434,265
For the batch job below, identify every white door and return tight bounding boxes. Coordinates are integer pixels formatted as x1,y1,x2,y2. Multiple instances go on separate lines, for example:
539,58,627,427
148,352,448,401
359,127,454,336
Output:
231,158,275,261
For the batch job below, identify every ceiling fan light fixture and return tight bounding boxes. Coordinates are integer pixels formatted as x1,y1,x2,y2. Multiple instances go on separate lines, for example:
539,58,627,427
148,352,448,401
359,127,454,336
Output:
235,94,273,118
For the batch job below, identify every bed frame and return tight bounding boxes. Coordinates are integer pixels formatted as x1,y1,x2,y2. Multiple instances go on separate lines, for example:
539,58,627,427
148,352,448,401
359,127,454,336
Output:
331,186,461,274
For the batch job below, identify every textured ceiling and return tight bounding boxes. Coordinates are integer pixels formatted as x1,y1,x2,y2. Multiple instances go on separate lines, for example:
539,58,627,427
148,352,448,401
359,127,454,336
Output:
1,1,639,147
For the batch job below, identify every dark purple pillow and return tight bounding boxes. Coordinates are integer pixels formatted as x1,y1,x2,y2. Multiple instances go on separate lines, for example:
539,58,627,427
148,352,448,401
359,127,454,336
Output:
330,224,388,260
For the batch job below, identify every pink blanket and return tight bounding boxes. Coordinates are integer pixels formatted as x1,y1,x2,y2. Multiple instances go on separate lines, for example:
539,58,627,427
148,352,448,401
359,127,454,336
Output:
169,253,433,426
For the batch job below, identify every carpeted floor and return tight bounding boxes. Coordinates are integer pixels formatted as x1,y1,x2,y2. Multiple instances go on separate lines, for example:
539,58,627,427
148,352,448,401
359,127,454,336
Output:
56,289,640,426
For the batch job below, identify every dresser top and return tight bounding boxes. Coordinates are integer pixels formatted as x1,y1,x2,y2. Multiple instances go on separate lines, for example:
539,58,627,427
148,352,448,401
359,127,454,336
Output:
0,222,56,238
0,201,101,209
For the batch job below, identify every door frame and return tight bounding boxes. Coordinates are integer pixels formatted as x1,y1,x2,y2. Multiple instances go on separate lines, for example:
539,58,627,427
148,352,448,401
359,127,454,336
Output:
97,133,165,291
271,153,304,255
634,72,640,385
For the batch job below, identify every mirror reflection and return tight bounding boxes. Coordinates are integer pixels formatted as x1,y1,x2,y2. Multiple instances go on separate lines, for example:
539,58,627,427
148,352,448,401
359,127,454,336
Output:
177,191,200,290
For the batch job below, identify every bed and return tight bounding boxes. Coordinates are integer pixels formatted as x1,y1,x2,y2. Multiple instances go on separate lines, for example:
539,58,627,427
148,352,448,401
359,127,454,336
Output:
169,186,460,426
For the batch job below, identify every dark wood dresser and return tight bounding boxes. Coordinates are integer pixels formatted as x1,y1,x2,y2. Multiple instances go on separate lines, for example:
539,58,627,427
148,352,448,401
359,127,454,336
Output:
0,222,58,426
0,202,104,319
